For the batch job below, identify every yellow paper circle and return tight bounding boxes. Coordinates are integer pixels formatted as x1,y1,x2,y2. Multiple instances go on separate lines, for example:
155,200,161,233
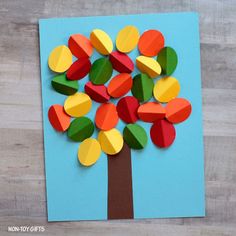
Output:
64,92,92,117
48,45,72,73
90,29,113,55
116,25,139,53
136,55,162,78
98,128,124,155
78,138,101,166
153,77,180,103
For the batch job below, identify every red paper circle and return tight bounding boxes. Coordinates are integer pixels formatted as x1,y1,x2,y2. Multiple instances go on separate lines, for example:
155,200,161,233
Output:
66,58,91,80
150,119,176,148
117,96,139,123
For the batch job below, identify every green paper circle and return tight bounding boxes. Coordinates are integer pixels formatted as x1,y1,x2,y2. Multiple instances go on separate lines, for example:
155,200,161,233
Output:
67,117,94,142
89,58,113,85
51,73,78,95
131,73,154,102
123,123,148,149
156,47,178,76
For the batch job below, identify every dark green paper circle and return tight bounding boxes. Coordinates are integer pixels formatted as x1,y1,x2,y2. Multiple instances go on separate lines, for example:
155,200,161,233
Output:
67,117,94,142
131,73,154,102
89,58,113,85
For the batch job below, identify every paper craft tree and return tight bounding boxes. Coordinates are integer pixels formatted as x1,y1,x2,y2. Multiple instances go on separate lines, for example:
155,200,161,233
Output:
47,26,192,219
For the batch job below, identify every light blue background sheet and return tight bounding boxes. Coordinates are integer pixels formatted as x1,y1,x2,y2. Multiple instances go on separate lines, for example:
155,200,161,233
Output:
39,12,205,221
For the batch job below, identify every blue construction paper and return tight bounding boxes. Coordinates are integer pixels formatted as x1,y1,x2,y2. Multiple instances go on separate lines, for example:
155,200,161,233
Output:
39,12,205,221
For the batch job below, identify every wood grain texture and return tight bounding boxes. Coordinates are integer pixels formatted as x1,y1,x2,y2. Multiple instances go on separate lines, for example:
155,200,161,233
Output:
0,0,236,235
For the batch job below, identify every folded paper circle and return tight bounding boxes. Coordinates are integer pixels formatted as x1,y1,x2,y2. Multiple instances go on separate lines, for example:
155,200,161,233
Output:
78,138,101,166
84,82,110,103
138,30,165,57
136,56,161,78
90,29,113,55
153,77,180,103
68,34,93,58
123,124,148,149
95,103,119,130
48,45,72,73
51,73,78,95
98,128,124,155
67,117,94,142
116,96,139,123
64,92,92,117
109,51,134,73
107,73,133,98
150,119,176,148
131,73,154,102
137,102,166,123
116,25,139,53
157,46,178,76
66,58,91,80
48,104,71,132
165,98,192,123
89,58,113,85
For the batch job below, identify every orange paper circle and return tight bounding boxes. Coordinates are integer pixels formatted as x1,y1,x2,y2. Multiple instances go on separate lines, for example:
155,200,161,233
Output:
138,30,165,57
68,34,93,58
95,103,119,130
48,104,71,132
107,73,133,98
165,98,192,123
137,102,165,123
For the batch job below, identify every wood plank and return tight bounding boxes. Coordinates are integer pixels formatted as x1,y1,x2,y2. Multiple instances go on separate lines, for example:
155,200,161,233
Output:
201,43,236,89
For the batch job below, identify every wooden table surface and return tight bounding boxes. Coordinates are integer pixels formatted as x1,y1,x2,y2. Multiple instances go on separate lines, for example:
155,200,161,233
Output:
0,0,236,235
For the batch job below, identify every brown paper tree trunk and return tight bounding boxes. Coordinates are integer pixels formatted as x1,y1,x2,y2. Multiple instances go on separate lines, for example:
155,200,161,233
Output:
107,143,134,219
